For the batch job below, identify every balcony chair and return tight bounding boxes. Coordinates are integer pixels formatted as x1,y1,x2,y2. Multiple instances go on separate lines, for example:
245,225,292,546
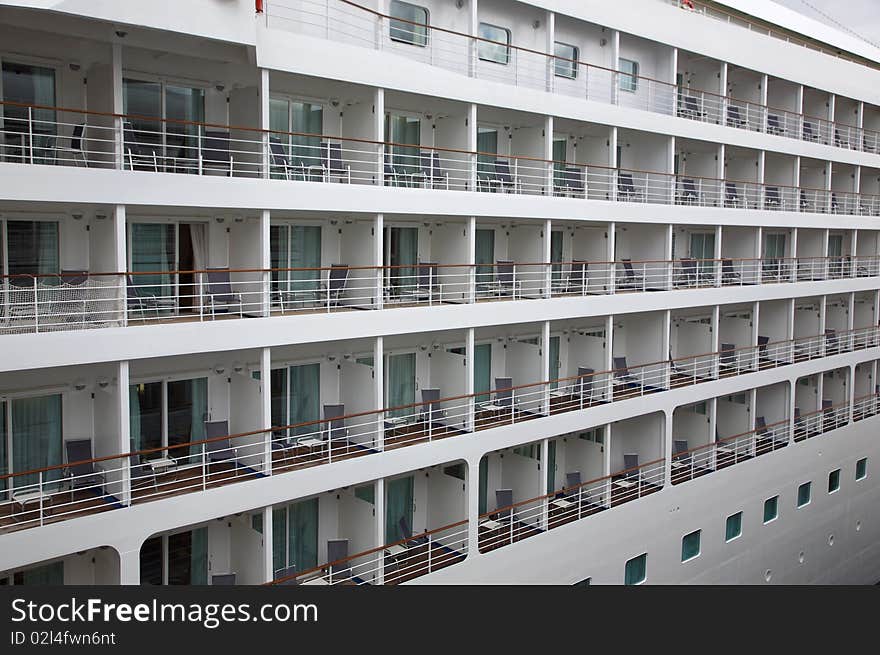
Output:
275,565,300,585
126,275,175,320
719,343,737,374
558,259,589,295
491,158,519,193
616,259,645,291
419,388,444,426
764,186,781,210
678,177,699,205
123,120,159,172
616,171,643,202
576,367,595,403
721,259,741,285
802,121,817,142
201,131,233,176
824,329,840,355
830,193,841,214
269,138,298,180
416,151,448,190
319,142,351,184
493,488,515,526
679,95,706,121
551,471,582,510
482,260,520,298
324,265,350,307
383,152,401,187
204,268,244,318
757,335,771,362
555,166,585,198
724,181,745,208
834,129,850,149
398,516,429,550
323,404,348,448
676,258,698,288
766,114,784,136
762,257,782,282
793,406,806,439
615,453,640,489
129,440,158,493
53,123,87,167
397,262,441,303
672,439,691,471
821,399,835,431
492,377,514,411
612,356,641,393
204,420,239,475
799,190,812,212
63,438,106,502
327,538,351,581
726,105,747,129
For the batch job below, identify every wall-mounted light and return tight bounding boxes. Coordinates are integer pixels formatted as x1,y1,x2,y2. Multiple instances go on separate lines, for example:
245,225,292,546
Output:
327,354,337,362
232,362,244,374
115,30,128,38
97,377,110,390
214,364,226,375
532,19,541,29
455,0,464,9
215,84,226,93
215,217,225,224
71,212,83,221
73,379,87,391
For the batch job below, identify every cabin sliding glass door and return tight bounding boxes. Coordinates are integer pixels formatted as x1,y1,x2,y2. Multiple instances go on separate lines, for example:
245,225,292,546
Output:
386,352,416,417
270,225,322,304
269,98,323,175
474,343,492,402
272,498,319,575
140,527,208,585
3,219,59,276
129,377,207,457
549,336,561,390
1,61,56,164
689,232,715,280
384,227,418,295
270,363,321,443
385,475,414,543
129,223,176,303
475,228,495,291
385,113,420,182
0,394,62,496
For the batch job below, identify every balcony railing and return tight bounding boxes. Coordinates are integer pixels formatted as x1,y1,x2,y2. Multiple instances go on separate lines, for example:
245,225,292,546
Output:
268,519,469,585
4,98,880,215
265,0,880,153
1,324,877,536
3,255,876,335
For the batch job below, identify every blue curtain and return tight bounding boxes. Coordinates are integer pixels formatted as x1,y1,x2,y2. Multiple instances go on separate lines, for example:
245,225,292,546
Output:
474,343,492,403
551,230,564,283
290,364,320,437
291,101,322,170
387,353,416,418
387,227,418,292
476,128,498,180
189,527,208,585
288,498,319,572
475,229,495,289
12,394,62,490
385,476,414,543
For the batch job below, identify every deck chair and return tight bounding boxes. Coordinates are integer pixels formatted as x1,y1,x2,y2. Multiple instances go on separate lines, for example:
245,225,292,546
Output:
417,151,448,189
724,181,743,208
323,265,350,307
672,439,691,468
383,152,401,187
726,105,746,129
53,123,87,167
678,177,699,205
204,420,239,474
802,121,817,142
754,416,768,437
323,404,348,444
493,159,518,193
617,259,645,291
830,193,841,214
677,258,698,287
613,356,640,391
327,539,351,580
721,259,741,284
204,268,243,318
679,95,705,120
202,131,233,176
123,120,158,171
552,471,582,510
620,453,640,484
320,142,351,183
399,516,429,548
493,377,514,409
766,114,783,136
821,399,834,431
764,186,781,210
269,138,296,180
757,335,770,360
491,260,519,298
800,190,812,212
834,129,850,149
275,565,300,585
564,260,589,294
494,489,514,524
555,166,585,197
129,439,158,492
719,343,736,372
577,367,595,402
824,329,839,354
617,171,643,202
415,262,441,302
419,388,443,425
63,438,106,501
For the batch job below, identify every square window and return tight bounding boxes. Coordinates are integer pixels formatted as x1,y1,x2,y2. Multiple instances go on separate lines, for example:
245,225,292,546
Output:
554,42,579,79
619,58,639,92
478,23,511,65
797,482,811,508
624,553,647,585
828,469,841,493
725,512,743,542
763,496,778,523
681,530,701,562
389,1,429,47
856,458,867,481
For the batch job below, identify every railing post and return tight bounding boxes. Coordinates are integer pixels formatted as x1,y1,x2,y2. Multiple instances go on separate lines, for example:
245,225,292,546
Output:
28,106,34,165
197,125,203,176
33,277,39,333
38,472,44,527
202,445,207,491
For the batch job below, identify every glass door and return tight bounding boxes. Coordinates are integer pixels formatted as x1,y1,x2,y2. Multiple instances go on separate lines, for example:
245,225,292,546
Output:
6,394,62,491
689,232,715,280
474,343,492,403
552,138,567,190
129,223,176,304
385,226,418,295
386,352,416,417
1,62,56,164
476,127,498,184
385,475,414,543
475,228,495,291
167,378,207,458
272,499,319,574
289,363,321,437
551,230,564,285
549,336,561,390
386,113,420,182
5,220,59,276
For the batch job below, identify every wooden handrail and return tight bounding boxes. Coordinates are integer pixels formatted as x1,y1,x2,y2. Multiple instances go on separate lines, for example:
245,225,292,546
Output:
3,325,876,483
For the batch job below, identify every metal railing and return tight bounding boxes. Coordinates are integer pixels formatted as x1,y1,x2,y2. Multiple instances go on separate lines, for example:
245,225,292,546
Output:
268,519,469,585
1,324,877,535
3,255,875,335
265,0,880,153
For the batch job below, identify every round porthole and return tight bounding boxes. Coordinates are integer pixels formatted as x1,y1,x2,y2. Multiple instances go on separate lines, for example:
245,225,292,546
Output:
764,569,772,582
828,534,835,546
798,551,805,564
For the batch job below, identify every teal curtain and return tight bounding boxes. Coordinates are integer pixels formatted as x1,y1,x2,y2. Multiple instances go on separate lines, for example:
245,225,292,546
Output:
270,368,288,438
478,455,488,514
475,229,495,289
269,225,289,293
547,441,556,493
288,498,319,572
17,561,63,586
387,227,418,293
129,386,141,452
190,527,208,585
476,128,498,180
190,378,207,458
290,226,322,299
386,114,420,176
130,223,175,299
552,139,567,189
12,394,62,490
551,231,564,283
291,101,323,170
6,221,59,276
290,363,320,437
385,476,414,543
387,353,416,418
165,85,204,162
690,232,715,278
123,78,162,148
131,382,162,452
0,403,6,499
167,378,207,458
549,336,561,390
272,507,287,574
474,343,492,403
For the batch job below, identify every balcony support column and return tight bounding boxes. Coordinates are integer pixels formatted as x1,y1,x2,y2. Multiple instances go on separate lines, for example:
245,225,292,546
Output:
467,216,476,304
819,296,827,358
118,360,131,506
663,410,673,489
466,327,475,433
544,115,553,197
374,214,384,310
790,228,798,283
118,546,141,586
848,364,856,424
752,302,760,371
375,336,384,452
605,315,614,402
260,68,270,179
260,210,271,317
114,205,128,326
466,453,480,561
545,11,555,94
374,87,384,186
543,219,552,298
540,437,550,530
112,42,123,170
662,309,671,389
375,477,385,584
261,347,272,475
607,222,616,294
709,398,718,469
262,505,274,583
467,104,477,191
542,320,551,416
714,224,723,287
